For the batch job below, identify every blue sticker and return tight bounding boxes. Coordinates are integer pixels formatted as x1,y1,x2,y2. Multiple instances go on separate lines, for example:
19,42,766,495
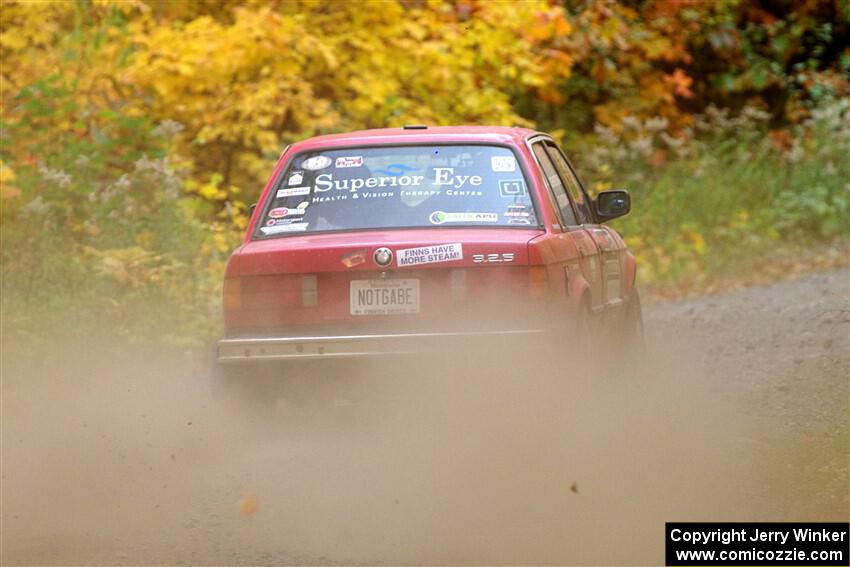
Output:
499,179,526,197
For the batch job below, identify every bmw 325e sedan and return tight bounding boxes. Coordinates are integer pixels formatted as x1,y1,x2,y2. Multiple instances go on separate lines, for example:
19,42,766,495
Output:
215,125,641,394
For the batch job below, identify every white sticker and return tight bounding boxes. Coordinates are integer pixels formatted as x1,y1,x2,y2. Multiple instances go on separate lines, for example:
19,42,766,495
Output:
491,156,516,172
397,243,463,267
335,156,363,168
302,155,332,170
268,207,305,218
429,211,499,225
296,201,310,210
505,205,530,217
260,222,309,234
288,171,304,185
277,186,311,198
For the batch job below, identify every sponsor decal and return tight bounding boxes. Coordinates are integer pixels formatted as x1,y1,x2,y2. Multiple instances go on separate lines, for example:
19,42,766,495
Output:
265,218,300,226
505,204,530,217
397,243,463,267
260,222,309,234
429,211,498,225
499,179,526,197
288,171,304,185
508,217,533,225
301,155,332,170
296,201,310,210
277,186,311,198
491,155,516,172
268,206,304,218
335,156,363,168
341,249,367,268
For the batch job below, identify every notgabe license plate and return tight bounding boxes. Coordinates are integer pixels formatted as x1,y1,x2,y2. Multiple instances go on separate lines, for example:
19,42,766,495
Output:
350,279,420,315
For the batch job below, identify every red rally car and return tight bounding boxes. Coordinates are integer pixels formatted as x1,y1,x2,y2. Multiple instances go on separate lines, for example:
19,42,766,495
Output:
216,125,641,378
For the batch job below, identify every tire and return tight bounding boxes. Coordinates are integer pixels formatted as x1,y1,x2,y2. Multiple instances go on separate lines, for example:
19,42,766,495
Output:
623,288,645,355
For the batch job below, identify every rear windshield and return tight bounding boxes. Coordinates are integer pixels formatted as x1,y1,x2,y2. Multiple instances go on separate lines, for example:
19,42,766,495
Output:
254,144,538,237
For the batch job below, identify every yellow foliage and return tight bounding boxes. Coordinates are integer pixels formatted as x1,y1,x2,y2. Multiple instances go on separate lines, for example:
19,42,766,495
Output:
1,0,582,219
0,160,21,199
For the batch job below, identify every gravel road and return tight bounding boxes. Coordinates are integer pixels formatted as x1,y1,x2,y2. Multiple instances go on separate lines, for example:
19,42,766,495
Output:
2,269,848,565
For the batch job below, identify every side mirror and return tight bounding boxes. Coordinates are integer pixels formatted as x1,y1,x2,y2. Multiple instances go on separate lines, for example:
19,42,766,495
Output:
249,203,257,217
594,190,630,222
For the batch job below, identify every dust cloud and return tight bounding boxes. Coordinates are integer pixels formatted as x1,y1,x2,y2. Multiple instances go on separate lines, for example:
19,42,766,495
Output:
1,283,845,565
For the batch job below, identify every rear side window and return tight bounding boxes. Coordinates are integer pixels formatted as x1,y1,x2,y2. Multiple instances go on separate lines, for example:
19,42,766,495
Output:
545,143,592,224
255,145,539,237
531,142,578,226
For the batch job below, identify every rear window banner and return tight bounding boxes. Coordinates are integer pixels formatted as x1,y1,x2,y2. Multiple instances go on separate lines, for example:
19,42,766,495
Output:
257,145,538,237
396,243,463,267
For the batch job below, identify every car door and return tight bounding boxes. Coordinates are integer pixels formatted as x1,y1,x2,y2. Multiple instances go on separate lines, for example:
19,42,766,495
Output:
529,139,604,312
546,143,627,307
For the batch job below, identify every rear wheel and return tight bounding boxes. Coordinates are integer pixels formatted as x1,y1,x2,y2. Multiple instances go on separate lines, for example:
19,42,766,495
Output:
622,288,645,355
565,297,595,367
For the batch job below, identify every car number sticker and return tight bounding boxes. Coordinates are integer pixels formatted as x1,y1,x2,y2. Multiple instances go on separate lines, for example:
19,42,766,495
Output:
350,279,420,315
491,155,516,172
397,243,463,267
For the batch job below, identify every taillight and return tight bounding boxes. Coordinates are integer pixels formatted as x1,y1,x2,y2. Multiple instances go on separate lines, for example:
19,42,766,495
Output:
302,275,317,307
223,277,241,310
527,266,550,298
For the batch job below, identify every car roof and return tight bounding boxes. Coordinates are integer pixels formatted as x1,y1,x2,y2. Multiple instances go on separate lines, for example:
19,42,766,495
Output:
289,125,545,151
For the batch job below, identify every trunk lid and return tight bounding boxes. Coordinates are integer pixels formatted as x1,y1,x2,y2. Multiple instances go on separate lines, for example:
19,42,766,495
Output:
224,228,546,335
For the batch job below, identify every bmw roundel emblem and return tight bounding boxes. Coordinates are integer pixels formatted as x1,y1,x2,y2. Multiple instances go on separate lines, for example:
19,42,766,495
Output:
373,247,393,267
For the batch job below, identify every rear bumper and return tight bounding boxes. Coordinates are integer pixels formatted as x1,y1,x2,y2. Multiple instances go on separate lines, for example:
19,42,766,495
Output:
217,329,545,363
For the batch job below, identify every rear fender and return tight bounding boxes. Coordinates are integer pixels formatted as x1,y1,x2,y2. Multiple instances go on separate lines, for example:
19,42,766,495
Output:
566,266,591,312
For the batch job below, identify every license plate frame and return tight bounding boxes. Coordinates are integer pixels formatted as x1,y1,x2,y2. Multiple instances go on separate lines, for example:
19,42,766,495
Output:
350,279,420,315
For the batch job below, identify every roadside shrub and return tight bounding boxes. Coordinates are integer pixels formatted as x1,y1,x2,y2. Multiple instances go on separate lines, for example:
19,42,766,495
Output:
571,99,850,286
0,80,236,346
